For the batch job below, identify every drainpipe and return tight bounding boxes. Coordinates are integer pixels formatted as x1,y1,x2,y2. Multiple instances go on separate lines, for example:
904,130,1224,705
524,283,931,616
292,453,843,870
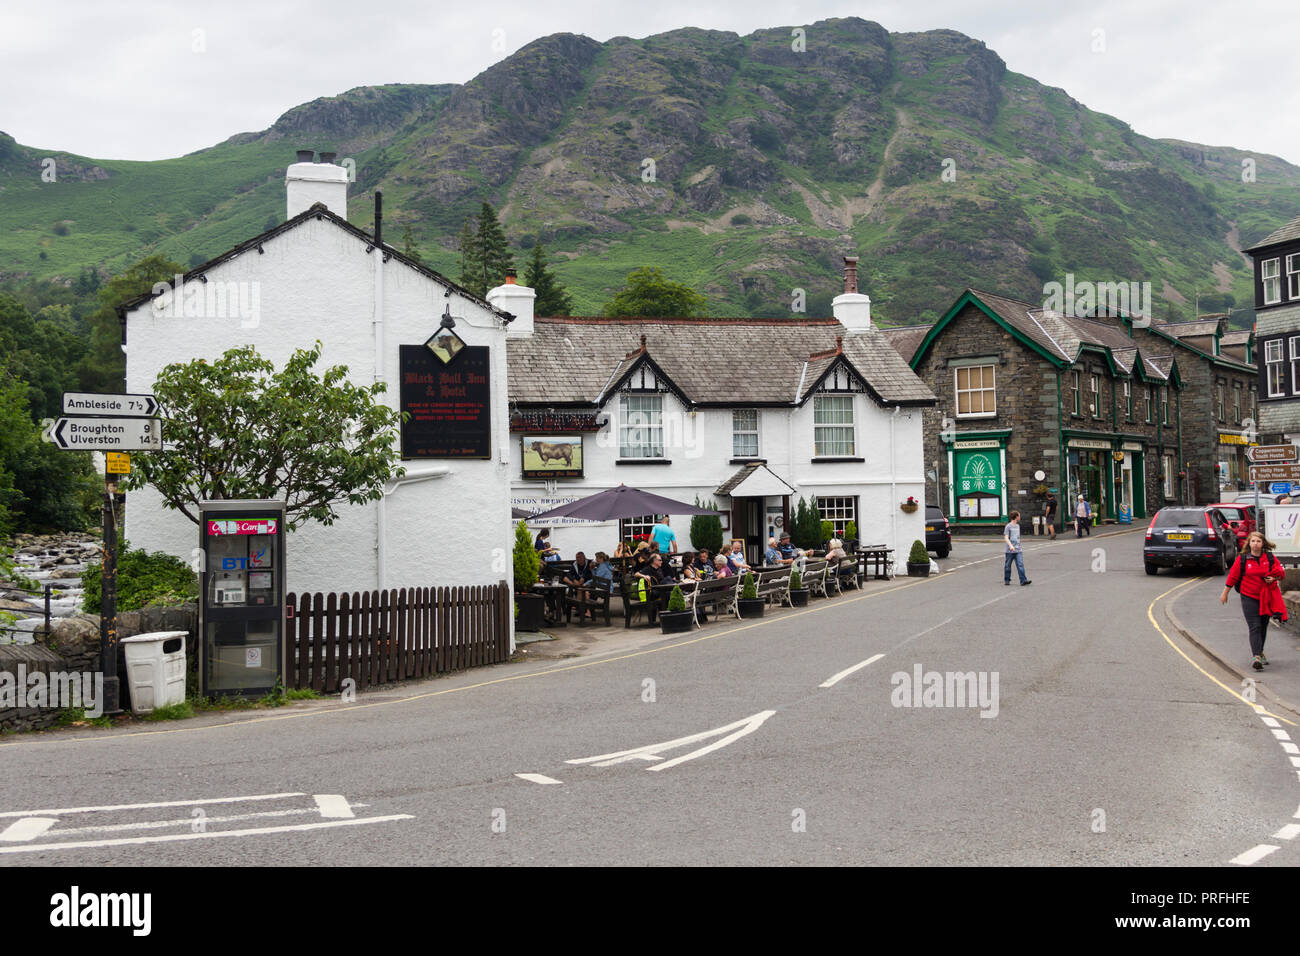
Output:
373,192,387,589
891,405,900,573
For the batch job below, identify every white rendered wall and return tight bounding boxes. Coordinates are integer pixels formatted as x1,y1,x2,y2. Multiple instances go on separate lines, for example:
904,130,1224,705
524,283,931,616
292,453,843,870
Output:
124,217,512,598
510,392,927,570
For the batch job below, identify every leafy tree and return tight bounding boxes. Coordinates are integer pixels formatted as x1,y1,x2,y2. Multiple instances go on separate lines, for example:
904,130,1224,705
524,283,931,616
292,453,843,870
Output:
401,223,423,265
602,267,707,317
125,342,404,530
80,254,185,393
457,203,515,299
523,242,573,316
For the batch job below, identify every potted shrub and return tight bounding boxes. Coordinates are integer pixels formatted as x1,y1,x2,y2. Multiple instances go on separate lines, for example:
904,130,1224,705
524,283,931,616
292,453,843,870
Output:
788,567,809,607
843,520,858,551
906,539,931,577
513,520,545,630
659,585,694,634
820,519,834,549
737,572,764,618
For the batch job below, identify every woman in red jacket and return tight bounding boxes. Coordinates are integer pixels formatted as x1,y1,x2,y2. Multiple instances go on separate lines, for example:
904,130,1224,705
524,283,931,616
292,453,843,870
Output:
1220,531,1286,671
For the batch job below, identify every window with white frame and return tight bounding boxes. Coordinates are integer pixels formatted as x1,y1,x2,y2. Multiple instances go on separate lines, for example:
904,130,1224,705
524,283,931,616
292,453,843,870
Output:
1071,370,1081,415
619,394,664,458
1090,375,1101,418
1216,384,1224,422
732,409,759,458
1146,386,1155,423
955,365,996,417
1163,454,1176,498
1123,380,1132,421
813,395,855,457
815,497,858,536
1161,387,1169,425
1233,385,1241,424
618,514,657,546
1267,339,1285,397
1291,337,1300,396
1263,258,1282,305
1288,253,1300,299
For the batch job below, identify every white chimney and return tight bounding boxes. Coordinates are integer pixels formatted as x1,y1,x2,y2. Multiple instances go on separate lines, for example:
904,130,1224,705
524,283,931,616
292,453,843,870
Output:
833,255,871,334
488,272,536,337
286,150,348,219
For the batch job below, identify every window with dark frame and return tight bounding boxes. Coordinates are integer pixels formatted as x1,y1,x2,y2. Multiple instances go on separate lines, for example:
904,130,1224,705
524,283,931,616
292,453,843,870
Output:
815,496,858,536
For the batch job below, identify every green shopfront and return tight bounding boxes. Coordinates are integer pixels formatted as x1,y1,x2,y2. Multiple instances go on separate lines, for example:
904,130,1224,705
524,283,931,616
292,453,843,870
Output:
1064,435,1148,522
946,432,1008,524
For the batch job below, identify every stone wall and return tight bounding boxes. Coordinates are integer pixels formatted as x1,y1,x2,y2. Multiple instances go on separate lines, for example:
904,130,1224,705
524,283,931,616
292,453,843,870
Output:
1,603,197,734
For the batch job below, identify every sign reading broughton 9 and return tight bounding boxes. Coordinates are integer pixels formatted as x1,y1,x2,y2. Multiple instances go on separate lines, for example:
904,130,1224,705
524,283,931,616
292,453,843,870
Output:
398,345,492,459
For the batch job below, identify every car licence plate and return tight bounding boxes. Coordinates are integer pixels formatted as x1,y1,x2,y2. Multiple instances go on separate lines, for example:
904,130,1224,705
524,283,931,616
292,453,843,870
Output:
1165,533,1192,541
926,525,934,531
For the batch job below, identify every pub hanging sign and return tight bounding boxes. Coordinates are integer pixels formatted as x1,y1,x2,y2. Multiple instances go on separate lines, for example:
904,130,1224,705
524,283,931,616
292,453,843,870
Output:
399,343,491,459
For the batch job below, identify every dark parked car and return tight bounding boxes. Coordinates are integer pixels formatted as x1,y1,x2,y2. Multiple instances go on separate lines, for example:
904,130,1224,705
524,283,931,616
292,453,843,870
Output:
1143,506,1238,575
925,505,951,558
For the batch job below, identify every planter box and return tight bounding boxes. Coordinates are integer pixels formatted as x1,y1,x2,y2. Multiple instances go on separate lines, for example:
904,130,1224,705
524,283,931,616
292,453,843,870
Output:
788,588,809,607
737,598,765,619
659,610,694,634
516,593,545,631
906,562,930,578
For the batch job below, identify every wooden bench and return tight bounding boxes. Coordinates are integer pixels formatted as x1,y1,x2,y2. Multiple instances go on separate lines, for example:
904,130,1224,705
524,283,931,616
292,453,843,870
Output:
750,566,792,606
691,575,741,626
565,584,611,627
801,558,830,597
828,558,860,594
619,574,660,628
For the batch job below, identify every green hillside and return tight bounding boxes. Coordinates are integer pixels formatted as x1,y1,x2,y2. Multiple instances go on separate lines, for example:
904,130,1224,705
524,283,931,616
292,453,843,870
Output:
2,18,1298,325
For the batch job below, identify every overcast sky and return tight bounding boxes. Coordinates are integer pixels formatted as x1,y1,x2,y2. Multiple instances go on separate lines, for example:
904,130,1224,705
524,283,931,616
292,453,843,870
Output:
3,0,1298,165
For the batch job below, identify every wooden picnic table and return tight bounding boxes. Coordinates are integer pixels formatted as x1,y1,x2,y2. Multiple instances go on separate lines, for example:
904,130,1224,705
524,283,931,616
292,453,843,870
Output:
855,546,894,581
530,581,570,626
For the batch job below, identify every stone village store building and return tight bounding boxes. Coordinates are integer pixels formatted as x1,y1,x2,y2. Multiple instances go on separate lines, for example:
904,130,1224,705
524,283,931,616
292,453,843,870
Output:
119,155,516,599
504,260,937,569
884,290,1258,528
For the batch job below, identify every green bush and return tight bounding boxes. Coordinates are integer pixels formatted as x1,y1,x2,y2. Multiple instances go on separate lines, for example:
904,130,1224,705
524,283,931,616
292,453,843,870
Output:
820,520,833,544
513,520,539,593
844,520,857,542
666,585,686,612
789,567,803,590
741,572,757,600
689,497,724,553
908,540,930,564
81,545,197,612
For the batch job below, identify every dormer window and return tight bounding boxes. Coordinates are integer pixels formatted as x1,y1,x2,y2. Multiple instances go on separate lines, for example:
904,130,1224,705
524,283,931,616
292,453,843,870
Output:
1263,258,1282,305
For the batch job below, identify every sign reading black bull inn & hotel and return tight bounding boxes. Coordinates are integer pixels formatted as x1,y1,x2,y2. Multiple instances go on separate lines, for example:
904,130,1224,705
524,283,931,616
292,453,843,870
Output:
399,344,491,459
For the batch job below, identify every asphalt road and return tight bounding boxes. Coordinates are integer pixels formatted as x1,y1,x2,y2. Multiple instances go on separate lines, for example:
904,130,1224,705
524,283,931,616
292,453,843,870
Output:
4,529,1299,867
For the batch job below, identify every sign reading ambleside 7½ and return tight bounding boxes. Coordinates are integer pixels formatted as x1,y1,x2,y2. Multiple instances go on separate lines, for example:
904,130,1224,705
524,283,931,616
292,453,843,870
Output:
398,345,491,459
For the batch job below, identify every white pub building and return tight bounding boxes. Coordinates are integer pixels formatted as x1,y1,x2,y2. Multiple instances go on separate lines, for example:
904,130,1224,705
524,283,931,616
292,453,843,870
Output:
505,258,937,569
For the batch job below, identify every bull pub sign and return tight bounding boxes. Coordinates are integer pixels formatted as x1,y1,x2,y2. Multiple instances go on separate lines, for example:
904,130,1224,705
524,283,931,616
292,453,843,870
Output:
399,344,491,459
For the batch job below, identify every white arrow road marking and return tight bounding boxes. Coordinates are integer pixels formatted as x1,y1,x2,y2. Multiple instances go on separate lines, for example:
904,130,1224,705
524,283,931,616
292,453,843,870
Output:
1229,844,1280,866
0,815,414,855
820,653,885,688
0,817,57,842
515,773,563,785
566,710,776,773
0,792,305,818
312,794,355,818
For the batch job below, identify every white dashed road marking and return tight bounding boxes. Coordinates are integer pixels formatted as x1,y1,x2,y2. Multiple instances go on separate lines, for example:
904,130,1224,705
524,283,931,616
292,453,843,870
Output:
0,817,57,842
1229,844,1280,866
820,654,885,688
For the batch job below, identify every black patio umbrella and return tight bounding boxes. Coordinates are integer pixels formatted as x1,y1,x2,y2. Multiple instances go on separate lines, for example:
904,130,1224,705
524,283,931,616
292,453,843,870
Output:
525,484,720,522
511,507,533,519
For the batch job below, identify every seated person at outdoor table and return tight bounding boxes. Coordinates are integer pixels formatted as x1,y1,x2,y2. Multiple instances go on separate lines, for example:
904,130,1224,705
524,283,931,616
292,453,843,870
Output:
726,538,750,573
713,554,734,577
824,538,847,562
590,552,615,593
632,541,653,571
635,553,668,585
679,551,699,581
777,532,799,563
534,528,561,562
694,550,713,579
763,537,783,567
563,551,594,588
613,540,633,559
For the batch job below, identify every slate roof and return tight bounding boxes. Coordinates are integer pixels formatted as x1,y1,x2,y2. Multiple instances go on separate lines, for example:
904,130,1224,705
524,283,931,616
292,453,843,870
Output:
1159,319,1221,339
507,317,937,407
1247,213,1300,253
967,289,1074,362
878,324,931,364
1221,330,1252,346
715,462,763,496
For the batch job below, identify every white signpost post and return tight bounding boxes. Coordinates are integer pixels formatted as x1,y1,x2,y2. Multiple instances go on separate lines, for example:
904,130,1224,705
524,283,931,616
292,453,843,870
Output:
51,392,163,715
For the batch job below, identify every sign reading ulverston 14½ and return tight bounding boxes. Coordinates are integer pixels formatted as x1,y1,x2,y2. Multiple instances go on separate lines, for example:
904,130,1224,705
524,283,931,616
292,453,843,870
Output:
398,345,491,459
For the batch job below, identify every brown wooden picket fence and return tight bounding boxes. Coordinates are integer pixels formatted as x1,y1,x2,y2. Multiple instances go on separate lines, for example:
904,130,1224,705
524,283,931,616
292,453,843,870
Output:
285,581,511,693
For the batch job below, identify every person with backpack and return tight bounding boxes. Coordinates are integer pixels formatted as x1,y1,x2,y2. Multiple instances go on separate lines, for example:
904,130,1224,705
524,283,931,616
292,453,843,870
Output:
1074,495,1092,537
1220,530,1287,671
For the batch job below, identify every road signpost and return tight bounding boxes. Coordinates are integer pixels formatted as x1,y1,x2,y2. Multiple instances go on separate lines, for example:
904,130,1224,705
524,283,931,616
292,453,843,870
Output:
1248,463,1300,483
1246,444,1298,463
51,392,163,715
